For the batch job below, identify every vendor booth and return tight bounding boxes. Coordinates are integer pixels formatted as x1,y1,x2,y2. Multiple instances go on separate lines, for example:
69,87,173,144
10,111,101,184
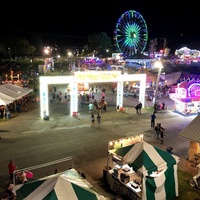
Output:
169,81,200,115
106,140,180,200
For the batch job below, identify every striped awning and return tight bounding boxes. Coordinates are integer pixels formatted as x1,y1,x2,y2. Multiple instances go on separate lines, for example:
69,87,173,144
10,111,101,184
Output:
15,168,107,200
109,141,180,200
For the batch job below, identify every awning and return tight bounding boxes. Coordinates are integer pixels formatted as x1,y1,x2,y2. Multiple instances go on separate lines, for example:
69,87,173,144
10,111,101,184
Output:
0,93,15,105
179,114,200,142
0,84,33,101
109,141,180,200
109,141,179,175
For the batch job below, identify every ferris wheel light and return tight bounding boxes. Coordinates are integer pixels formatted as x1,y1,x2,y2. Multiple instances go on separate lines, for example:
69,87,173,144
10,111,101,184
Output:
114,10,148,57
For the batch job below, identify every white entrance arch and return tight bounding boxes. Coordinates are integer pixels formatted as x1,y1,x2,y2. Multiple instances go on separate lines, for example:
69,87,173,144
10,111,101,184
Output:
39,71,146,119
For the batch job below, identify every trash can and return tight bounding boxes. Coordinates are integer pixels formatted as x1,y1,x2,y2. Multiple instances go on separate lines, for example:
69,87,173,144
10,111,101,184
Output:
6,111,11,119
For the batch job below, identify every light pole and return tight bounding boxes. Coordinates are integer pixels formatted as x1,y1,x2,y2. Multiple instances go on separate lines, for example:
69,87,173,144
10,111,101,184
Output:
153,61,163,104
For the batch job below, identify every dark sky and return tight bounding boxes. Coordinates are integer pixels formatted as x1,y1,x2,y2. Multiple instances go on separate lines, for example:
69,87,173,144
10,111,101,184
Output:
1,1,200,51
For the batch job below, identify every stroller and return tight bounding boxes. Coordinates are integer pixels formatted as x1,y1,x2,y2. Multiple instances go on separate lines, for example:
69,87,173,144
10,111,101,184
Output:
189,164,200,189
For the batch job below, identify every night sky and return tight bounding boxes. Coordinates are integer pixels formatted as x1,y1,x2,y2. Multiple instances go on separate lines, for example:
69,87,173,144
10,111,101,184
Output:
1,1,200,51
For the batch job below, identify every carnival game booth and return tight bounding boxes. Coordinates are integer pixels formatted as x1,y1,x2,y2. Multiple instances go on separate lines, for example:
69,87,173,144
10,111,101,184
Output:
169,81,200,115
106,141,180,200
15,168,108,200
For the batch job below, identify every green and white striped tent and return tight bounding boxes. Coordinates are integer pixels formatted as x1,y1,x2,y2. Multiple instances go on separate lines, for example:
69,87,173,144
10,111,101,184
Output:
109,141,180,200
15,168,107,200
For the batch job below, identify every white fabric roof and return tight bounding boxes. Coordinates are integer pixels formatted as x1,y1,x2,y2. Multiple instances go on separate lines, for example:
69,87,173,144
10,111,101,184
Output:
15,168,108,200
0,84,33,104
0,92,15,105
179,114,200,142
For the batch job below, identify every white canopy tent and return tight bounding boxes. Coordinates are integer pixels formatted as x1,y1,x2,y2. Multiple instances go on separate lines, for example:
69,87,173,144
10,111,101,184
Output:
0,84,33,100
15,168,108,200
0,92,15,105
0,83,33,110
108,141,180,200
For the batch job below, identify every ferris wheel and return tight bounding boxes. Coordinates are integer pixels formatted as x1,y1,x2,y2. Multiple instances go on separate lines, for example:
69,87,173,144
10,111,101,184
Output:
114,10,148,57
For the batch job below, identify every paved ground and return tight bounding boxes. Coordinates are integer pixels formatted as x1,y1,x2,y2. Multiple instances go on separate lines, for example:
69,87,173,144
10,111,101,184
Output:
0,84,198,199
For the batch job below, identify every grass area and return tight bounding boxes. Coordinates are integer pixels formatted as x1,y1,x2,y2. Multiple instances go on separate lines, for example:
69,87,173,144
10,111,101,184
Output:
175,170,200,200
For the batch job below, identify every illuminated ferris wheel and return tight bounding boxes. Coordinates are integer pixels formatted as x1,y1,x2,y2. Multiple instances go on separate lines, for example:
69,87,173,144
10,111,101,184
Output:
114,10,148,57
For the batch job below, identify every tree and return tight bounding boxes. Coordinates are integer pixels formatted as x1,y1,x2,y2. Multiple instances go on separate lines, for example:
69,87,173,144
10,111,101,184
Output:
87,33,99,56
28,35,43,56
29,45,36,62
87,32,114,57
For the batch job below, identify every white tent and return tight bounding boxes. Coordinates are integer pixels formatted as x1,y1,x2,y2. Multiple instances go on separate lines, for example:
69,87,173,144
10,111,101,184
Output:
15,168,108,200
0,84,33,100
109,141,180,200
0,84,33,106
0,92,15,105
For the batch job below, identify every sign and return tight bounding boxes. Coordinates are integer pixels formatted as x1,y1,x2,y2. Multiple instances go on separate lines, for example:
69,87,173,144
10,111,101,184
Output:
74,71,121,82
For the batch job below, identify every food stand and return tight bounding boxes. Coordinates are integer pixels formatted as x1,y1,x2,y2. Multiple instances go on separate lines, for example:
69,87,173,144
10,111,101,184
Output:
169,81,200,115
105,138,180,200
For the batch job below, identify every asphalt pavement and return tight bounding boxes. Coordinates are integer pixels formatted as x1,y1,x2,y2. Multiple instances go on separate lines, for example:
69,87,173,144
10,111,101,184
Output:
0,84,198,199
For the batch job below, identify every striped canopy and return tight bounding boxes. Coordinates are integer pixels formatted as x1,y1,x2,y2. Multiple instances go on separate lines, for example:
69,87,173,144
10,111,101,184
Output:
109,141,180,200
15,169,107,200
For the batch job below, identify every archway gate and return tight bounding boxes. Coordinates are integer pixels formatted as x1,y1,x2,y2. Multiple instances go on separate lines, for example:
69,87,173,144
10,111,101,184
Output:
39,71,146,119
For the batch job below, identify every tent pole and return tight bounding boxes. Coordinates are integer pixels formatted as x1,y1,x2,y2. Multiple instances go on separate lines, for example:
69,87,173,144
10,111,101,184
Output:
3,106,6,120
14,100,17,113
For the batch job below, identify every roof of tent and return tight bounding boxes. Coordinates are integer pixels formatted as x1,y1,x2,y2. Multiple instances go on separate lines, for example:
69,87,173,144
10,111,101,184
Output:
15,168,107,200
0,84,33,101
0,92,15,105
179,114,200,142
109,141,180,176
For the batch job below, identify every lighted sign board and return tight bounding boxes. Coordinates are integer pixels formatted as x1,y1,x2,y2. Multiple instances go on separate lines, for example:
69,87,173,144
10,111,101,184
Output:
74,71,121,82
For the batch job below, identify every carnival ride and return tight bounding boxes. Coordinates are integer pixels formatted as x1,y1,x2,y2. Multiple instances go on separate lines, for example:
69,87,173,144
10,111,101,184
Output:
114,10,148,57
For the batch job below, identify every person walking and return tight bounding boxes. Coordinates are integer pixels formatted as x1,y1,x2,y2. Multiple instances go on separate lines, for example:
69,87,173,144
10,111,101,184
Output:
135,103,139,114
96,114,101,128
8,160,17,182
150,112,156,127
162,101,165,112
90,113,95,127
160,126,165,144
137,101,142,114
88,102,94,112
97,102,102,114
154,123,161,139
103,101,107,112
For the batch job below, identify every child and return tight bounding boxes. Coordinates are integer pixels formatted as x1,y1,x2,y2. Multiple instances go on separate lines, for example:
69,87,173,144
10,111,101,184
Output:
91,114,95,127
97,114,101,128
